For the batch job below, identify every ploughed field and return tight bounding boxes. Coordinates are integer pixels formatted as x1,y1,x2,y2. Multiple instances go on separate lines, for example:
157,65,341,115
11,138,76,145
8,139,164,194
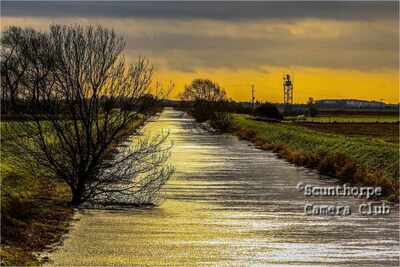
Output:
295,121,399,144
288,114,398,123
284,113,399,143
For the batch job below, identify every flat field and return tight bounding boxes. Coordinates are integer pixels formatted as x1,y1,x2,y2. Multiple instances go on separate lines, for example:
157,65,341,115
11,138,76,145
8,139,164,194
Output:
296,122,399,144
284,114,399,143
286,114,398,123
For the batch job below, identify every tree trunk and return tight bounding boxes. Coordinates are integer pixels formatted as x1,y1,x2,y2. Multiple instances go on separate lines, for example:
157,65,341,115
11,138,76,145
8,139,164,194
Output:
70,190,82,207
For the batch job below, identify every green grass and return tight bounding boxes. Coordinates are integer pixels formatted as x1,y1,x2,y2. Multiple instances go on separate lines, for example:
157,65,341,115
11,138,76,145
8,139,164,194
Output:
1,133,73,266
0,114,148,265
232,114,399,198
0,171,73,266
285,114,399,123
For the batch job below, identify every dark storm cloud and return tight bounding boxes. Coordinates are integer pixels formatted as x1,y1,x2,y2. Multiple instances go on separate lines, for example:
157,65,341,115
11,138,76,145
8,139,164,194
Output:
1,1,398,21
2,1,398,72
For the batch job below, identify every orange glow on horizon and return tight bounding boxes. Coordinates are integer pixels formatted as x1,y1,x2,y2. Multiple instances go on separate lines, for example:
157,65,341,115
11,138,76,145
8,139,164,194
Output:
154,67,399,104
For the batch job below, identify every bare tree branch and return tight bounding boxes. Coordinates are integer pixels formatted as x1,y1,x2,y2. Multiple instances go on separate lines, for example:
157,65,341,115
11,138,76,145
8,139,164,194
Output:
1,25,173,206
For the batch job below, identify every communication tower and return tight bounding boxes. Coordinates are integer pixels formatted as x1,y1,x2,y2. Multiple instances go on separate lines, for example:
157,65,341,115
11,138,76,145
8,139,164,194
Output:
283,74,293,105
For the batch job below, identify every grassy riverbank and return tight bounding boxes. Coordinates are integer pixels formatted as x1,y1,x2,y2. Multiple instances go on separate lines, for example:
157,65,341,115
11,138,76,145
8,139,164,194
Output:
231,114,399,200
0,115,149,265
0,173,73,265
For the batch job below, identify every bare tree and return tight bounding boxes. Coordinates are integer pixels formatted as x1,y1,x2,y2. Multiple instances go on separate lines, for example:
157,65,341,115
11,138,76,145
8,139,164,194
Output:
179,79,227,122
1,25,173,206
0,27,30,113
180,79,226,103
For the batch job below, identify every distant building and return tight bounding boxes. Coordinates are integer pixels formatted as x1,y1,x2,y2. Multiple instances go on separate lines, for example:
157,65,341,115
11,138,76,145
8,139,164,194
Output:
315,99,386,109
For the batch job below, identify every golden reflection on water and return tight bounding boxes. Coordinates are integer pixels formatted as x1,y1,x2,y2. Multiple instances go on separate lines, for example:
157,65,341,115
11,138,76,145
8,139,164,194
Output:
48,199,277,266
46,109,399,266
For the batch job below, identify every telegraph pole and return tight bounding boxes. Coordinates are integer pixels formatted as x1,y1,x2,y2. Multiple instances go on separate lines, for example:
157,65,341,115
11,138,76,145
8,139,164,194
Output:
251,84,255,109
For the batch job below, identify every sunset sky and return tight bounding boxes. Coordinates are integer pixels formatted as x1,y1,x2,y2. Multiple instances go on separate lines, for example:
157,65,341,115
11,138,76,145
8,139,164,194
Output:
1,1,399,103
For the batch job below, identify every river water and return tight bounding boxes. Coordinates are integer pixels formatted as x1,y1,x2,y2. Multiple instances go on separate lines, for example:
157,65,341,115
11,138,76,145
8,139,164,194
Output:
46,109,399,266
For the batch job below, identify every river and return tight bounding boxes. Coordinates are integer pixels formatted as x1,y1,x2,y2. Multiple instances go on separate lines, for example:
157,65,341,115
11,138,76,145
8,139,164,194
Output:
46,108,399,266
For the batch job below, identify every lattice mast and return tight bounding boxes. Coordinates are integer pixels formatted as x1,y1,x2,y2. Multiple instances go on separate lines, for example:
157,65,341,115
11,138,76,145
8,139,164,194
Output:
283,74,293,105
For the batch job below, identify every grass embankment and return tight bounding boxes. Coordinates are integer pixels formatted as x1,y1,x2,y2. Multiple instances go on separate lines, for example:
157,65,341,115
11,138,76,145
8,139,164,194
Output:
0,115,149,265
231,114,399,201
0,173,73,265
